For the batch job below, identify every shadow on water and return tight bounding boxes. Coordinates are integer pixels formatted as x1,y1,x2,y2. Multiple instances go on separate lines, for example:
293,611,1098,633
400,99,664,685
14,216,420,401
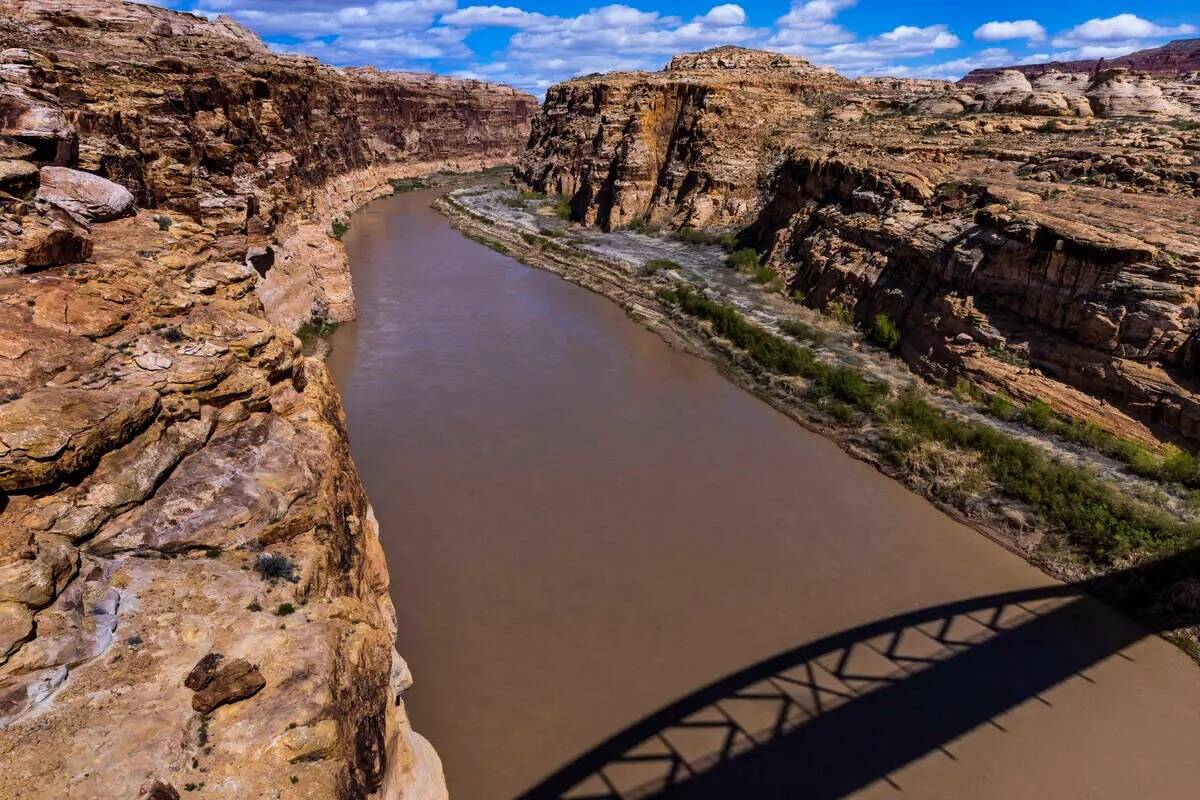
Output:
517,548,1200,800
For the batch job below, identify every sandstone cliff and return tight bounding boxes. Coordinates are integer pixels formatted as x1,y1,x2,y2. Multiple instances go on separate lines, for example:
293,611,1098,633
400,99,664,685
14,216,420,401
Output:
961,37,1200,84
0,1,534,797
515,46,1200,448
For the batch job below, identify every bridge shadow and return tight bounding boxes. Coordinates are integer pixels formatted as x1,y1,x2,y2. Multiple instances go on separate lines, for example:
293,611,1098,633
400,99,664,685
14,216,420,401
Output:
517,548,1200,799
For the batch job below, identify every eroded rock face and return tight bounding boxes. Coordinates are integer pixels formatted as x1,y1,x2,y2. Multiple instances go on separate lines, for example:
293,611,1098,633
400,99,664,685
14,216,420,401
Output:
517,46,1200,446
0,0,530,797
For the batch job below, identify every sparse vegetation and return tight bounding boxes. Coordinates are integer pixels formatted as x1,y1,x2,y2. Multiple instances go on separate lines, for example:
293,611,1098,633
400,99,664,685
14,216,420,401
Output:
331,219,349,240
154,215,172,231
519,189,547,200
255,552,298,583
552,198,572,221
296,315,338,347
643,258,682,275
869,313,901,350
779,319,826,345
885,389,1200,564
388,177,425,193
826,300,853,324
275,603,296,617
726,247,760,272
672,227,738,250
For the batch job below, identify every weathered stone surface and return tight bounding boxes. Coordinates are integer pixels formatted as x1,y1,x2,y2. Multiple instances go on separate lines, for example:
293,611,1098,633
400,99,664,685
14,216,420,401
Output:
517,46,1200,446
36,166,135,222
963,38,1200,84
0,0,524,797
187,653,266,713
0,387,158,492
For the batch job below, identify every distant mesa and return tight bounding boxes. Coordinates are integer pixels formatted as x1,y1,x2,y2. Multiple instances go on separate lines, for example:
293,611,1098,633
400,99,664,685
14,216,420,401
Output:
960,38,1200,84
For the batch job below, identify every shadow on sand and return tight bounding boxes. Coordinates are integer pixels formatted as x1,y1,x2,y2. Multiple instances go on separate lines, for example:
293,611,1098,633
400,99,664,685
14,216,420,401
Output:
516,548,1200,799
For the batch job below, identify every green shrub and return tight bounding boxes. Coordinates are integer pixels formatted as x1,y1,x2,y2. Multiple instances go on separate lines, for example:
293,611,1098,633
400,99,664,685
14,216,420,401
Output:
826,301,853,324
1160,444,1199,484
331,220,349,240
808,364,889,411
749,264,778,284
672,227,738,250
644,258,682,275
520,189,547,200
275,603,296,616
726,248,760,272
1022,398,1055,431
552,198,572,221
869,313,901,350
296,315,338,346
779,319,826,345
988,391,1016,420
887,389,1200,564
154,215,172,231
388,178,425,193
827,401,857,424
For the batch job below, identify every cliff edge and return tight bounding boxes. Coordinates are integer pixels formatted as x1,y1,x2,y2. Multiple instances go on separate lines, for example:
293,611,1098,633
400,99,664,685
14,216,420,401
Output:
0,1,535,797
515,46,1200,450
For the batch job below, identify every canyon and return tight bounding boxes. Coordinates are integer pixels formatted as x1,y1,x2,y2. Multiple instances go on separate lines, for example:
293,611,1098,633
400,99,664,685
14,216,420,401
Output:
515,45,1200,449
3,0,1200,794
0,1,533,798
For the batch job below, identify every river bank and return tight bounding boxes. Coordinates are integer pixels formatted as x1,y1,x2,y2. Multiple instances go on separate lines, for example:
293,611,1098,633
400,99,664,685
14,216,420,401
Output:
436,184,1200,662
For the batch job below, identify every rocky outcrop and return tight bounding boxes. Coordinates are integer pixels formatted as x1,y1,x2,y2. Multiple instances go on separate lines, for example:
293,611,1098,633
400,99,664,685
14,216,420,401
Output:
0,1,534,798
516,46,1200,447
961,38,1200,83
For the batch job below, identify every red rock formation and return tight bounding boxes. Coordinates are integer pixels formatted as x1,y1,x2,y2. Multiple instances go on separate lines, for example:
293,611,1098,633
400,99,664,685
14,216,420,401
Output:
0,2,534,798
961,38,1200,84
516,46,1200,447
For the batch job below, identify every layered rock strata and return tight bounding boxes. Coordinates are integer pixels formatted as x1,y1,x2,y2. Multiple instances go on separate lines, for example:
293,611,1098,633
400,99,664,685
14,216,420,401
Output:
0,1,534,797
962,37,1200,84
515,45,1200,447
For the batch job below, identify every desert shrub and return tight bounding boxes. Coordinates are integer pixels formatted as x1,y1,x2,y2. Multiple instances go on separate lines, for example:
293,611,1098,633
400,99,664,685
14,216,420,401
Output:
1160,444,1199,485
826,401,857,424
644,258,682,275
749,264,778,284
779,319,826,345
1022,398,1055,431
519,189,547,200
388,178,424,193
887,389,1200,564
869,313,901,350
826,301,853,324
552,198,572,221
296,315,338,347
988,391,1016,420
154,215,172,231
807,364,889,411
726,248,760,272
255,552,298,583
331,220,349,240
275,603,296,617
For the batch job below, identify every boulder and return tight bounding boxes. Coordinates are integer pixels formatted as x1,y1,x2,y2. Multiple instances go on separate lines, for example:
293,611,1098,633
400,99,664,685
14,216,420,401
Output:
15,207,92,269
36,166,135,222
0,159,37,196
185,652,266,713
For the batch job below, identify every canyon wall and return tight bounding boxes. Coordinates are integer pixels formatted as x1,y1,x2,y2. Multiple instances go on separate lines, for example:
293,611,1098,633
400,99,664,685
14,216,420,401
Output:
516,46,1200,447
0,1,534,798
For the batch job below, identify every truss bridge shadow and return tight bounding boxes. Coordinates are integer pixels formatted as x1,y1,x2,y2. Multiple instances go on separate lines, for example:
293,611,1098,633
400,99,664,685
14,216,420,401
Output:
517,548,1200,799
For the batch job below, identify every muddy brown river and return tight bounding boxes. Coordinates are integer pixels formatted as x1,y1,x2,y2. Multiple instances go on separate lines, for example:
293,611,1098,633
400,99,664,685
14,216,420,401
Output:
327,188,1200,799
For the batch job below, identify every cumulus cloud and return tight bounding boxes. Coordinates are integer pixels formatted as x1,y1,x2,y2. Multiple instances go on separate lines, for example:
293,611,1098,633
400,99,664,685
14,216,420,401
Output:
159,0,1200,101
973,20,1046,42
768,0,856,49
1052,13,1197,47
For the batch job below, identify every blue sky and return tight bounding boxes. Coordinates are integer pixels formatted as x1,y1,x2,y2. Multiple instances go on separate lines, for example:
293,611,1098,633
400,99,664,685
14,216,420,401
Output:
148,1,1199,95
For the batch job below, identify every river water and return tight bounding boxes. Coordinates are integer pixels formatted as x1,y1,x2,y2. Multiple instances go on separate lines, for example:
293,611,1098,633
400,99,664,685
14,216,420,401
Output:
327,187,1200,799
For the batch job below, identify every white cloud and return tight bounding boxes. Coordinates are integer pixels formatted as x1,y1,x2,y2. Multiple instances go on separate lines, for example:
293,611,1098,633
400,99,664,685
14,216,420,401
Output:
1052,13,1197,47
973,20,1046,42
768,0,856,48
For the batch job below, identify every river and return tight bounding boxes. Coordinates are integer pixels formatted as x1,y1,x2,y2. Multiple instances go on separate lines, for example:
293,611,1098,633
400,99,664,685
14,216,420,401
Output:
327,187,1200,799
